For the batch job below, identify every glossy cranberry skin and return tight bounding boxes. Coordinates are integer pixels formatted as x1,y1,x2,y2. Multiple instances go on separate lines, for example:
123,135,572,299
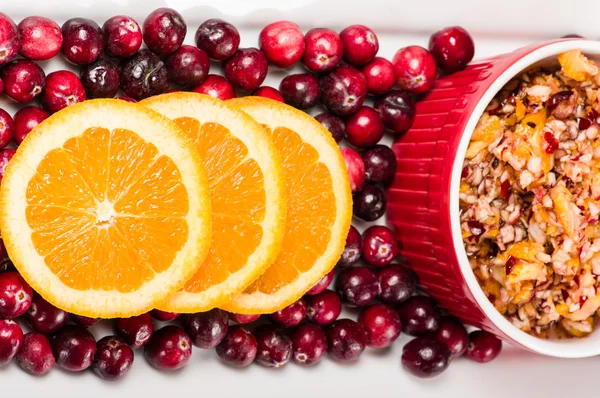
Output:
392,46,437,94
279,73,320,109
253,86,284,102
314,112,345,142
144,325,192,370
305,270,334,295
465,330,502,363
60,18,103,65
397,296,441,336
353,184,386,221
0,272,33,319
376,265,418,305
345,106,384,148
0,319,23,366
13,106,48,145
291,323,327,365
259,21,304,68
193,74,236,100
181,309,228,349
402,337,451,378
216,325,257,367
270,299,306,328
70,315,99,328
358,304,401,348
340,25,379,66
26,295,68,334
102,16,142,58
17,332,55,375
341,147,365,193
81,58,120,99
326,319,366,362
0,13,19,66
337,225,362,267
362,225,399,267
18,16,62,60
321,65,367,116
433,316,469,358
0,109,13,149
93,336,134,381
195,19,240,61
429,26,475,73
224,48,268,91
165,45,210,88
362,145,397,185
115,313,154,349
305,290,342,325
1,59,46,103
150,309,180,322
254,325,292,368
119,49,168,101
335,266,379,307
375,90,416,134
229,313,260,324
362,57,395,95
302,28,343,73
0,149,16,183
143,8,186,56
41,70,86,113
0,77,3,95
51,325,96,372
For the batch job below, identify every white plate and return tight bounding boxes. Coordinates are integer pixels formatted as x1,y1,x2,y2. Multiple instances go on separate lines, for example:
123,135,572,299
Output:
1,1,597,397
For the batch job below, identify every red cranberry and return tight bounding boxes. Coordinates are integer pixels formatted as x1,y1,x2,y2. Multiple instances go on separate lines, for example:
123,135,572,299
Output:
335,266,379,307
144,325,192,371
270,299,306,328
314,112,345,142
337,225,362,267
353,184,386,221
93,336,134,381
254,324,292,368
340,25,379,66
216,325,257,367
181,309,228,349
143,8,186,56
229,313,260,324
26,294,69,334
17,332,55,375
0,13,19,66
305,290,342,325
358,303,401,348
70,314,99,328
117,96,137,102
279,73,320,109
0,319,23,366
193,74,236,100
376,265,417,305
362,57,395,95
392,45,437,94
0,149,16,183
362,225,399,267
41,70,86,113
0,109,13,149
102,15,142,58
345,106,384,148
0,77,3,95
402,337,451,378
61,18,103,65
18,16,62,60
13,106,48,145
119,49,168,101
302,28,343,74
305,270,334,296
341,147,365,193
321,65,367,116
259,21,304,68
253,86,284,102
362,145,397,185
150,309,180,322
80,58,120,99
51,325,96,372
397,296,441,336
465,330,502,363
291,323,327,365
1,59,46,103
0,272,33,319
433,316,469,358
195,19,239,61
429,26,475,73
326,319,366,362
375,90,416,134
115,313,154,349
165,45,210,88
224,48,268,91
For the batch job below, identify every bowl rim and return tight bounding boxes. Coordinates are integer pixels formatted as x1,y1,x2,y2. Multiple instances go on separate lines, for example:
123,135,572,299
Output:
450,39,600,357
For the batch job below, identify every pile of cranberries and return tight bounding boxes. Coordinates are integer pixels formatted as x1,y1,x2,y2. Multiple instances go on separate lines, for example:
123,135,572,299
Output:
0,9,503,381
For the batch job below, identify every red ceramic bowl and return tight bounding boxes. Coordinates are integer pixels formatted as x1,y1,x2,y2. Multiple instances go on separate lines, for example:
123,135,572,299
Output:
387,39,600,357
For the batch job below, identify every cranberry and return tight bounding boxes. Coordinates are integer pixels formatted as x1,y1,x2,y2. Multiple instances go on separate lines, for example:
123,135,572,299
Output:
279,73,320,109
254,324,292,368
326,319,366,362
0,13,19,66
224,48,268,91
17,332,55,375
102,15,142,58
465,330,502,363
335,266,379,307
0,109,13,149
345,106,385,148
362,225,399,267
375,92,415,135
305,290,342,325
165,45,210,88
376,265,417,305
13,106,48,145
195,19,240,61
60,18,103,65
353,184,386,221
358,303,401,348
193,74,236,100
1,59,46,103
119,49,168,101
41,70,86,113
562,34,584,38
429,26,475,73
117,96,137,103
229,313,260,324
337,225,362,267
291,323,327,365
433,316,469,358
0,319,23,366
0,77,3,95
181,309,228,349
93,336,134,381
115,313,154,349
18,16,62,60
392,45,437,94
402,337,451,378
314,112,345,142
80,58,120,99
270,299,306,328
70,314,99,328
150,309,180,322
0,272,33,319
142,8,186,56
0,149,16,183
340,25,379,66
362,57,395,95
259,21,304,68
321,65,367,116
302,28,343,73
340,147,365,193
397,296,441,336
51,325,96,372
253,86,284,102
216,325,257,367
26,294,69,334
305,270,334,295
144,325,192,371
362,145,397,185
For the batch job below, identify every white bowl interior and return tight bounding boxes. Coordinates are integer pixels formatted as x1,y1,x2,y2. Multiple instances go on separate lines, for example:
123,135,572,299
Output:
451,40,600,358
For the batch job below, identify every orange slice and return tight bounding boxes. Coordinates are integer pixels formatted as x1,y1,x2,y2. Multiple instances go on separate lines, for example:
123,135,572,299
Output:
0,99,212,318
222,97,352,314
140,93,287,312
